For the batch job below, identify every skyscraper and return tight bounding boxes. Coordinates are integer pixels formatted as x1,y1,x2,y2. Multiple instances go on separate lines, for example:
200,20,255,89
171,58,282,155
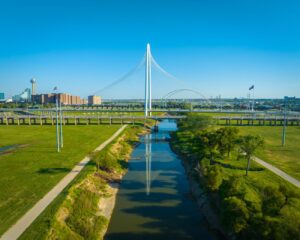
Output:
30,78,36,96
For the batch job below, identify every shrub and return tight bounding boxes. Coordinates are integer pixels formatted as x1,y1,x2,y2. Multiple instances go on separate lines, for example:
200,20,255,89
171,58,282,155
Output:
66,189,107,239
262,186,285,216
220,176,246,199
206,165,223,191
222,196,249,233
93,149,117,172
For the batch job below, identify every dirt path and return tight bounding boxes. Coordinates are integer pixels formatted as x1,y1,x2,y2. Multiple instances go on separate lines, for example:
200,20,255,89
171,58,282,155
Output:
253,156,300,188
0,125,127,240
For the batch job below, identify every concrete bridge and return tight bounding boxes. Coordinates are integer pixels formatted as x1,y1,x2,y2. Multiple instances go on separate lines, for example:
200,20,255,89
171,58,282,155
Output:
217,116,300,126
0,115,185,126
1,114,300,127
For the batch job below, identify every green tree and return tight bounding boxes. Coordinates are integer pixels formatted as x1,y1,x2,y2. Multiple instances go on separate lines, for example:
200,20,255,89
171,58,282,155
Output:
222,196,250,233
262,186,285,216
206,165,223,191
238,135,264,176
195,130,219,164
216,127,239,158
220,176,246,199
177,113,213,131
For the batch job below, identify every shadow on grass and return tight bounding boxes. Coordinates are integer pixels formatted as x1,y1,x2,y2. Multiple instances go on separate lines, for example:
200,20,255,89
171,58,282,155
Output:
37,167,71,174
214,160,265,172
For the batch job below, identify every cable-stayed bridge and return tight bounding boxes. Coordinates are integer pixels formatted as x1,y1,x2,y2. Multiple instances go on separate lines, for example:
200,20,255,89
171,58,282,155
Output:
92,43,199,117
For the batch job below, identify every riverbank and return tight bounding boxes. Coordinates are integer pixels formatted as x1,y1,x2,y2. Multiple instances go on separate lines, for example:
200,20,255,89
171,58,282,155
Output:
170,138,231,239
170,114,300,240
19,125,148,240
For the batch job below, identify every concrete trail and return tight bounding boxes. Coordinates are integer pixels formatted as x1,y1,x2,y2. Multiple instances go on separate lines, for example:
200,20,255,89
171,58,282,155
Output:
253,156,300,188
0,125,127,240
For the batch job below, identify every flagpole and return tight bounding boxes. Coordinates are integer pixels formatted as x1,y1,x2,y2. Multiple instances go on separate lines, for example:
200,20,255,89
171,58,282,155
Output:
248,85,254,112
252,87,254,112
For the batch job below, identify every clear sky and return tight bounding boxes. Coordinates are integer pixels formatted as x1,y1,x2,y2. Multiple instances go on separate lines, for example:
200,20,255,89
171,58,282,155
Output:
0,0,299,99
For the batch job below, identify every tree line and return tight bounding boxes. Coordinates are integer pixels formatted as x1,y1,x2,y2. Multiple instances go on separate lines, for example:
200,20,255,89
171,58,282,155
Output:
171,113,300,239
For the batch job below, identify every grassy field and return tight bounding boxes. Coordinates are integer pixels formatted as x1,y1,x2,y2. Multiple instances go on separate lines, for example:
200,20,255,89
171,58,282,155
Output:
19,125,144,240
0,125,120,236
236,126,300,180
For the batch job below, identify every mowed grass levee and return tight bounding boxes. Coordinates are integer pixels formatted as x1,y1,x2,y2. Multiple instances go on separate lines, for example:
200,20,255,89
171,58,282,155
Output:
0,125,121,236
237,126,300,180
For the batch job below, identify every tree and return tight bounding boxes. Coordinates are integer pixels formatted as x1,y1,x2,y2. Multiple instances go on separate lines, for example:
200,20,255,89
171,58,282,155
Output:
177,113,214,132
262,186,286,216
206,165,223,191
195,130,219,164
238,135,264,176
216,127,239,158
222,196,250,233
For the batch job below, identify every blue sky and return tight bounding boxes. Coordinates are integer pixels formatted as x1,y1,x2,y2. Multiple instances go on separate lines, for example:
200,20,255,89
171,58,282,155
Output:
0,0,299,99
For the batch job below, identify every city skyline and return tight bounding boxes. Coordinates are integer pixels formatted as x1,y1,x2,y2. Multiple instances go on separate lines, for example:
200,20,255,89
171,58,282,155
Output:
1,0,300,99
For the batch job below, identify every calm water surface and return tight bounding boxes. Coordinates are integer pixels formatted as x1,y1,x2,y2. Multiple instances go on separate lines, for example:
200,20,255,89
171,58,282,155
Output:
105,120,217,240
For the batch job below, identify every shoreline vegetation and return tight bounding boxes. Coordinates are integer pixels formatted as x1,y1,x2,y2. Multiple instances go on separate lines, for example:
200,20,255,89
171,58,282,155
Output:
0,125,122,237
170,113,300,240
19,124,150,240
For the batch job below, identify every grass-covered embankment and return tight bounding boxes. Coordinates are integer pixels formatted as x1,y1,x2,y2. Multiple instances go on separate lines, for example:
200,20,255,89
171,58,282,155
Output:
19,125,146,240
236,126,300,180
170,114,300,240
0,125,121,236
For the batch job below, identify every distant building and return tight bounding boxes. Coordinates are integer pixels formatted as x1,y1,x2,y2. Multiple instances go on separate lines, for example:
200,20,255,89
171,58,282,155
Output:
32,93,86,105
88,95,102,105
30,78,36,95
0,92,4,100
12,88,31,102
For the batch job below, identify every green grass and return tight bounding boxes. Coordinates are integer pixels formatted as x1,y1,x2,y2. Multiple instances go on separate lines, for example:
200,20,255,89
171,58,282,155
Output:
19,125,143,240
0,125,120,236
236,126,300,180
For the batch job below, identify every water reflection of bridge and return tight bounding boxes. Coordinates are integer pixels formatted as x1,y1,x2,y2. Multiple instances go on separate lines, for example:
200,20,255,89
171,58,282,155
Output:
145,134,152,195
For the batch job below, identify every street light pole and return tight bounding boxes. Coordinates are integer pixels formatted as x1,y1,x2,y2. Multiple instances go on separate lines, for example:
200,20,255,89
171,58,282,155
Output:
55,93,60,152
60,100,63,148
282,98,287,146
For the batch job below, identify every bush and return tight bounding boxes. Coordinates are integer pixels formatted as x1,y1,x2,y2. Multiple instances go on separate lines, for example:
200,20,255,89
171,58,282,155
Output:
220,176,246,199
222,196,249,233
93,150,118,172
66,189,107,239
262,186,285,216
206,165,223,191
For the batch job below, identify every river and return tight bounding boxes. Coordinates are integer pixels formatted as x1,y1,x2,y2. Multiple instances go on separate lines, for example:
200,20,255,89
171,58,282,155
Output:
105,120,217,240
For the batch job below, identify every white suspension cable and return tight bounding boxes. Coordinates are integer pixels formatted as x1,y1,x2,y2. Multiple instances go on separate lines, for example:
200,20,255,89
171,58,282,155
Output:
151,54,183,84
92,54,146,95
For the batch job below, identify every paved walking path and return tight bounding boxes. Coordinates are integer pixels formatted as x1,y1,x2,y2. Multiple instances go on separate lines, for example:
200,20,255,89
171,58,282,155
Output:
0,125,127,240
253,156,300,188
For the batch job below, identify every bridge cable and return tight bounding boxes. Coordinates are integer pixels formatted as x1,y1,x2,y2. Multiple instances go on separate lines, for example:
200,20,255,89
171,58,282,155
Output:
92,54,146,95
150,54,183,84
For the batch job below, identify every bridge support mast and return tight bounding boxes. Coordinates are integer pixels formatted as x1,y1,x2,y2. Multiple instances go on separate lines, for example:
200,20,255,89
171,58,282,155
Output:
145,43,152,117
